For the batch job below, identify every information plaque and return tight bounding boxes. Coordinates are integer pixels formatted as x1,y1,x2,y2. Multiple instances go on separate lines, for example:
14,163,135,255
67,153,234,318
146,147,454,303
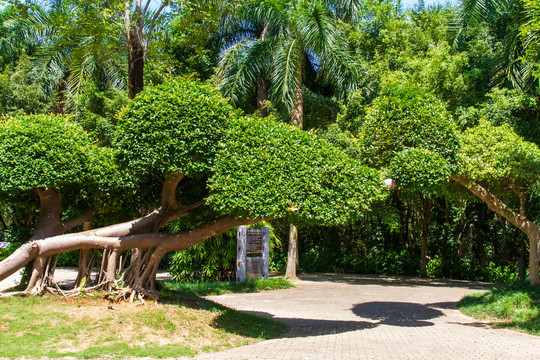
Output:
237,226,270,283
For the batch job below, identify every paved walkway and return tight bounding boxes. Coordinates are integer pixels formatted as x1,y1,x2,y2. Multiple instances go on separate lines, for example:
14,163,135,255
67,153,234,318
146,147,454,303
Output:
185,274,539,360
2,271,539,359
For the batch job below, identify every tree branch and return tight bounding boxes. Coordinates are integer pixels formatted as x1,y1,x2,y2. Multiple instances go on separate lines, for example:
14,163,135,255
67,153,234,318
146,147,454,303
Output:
451,175,528,230
145,1,168,59
142,0,151,16
63,209,96,232
161,173,183,210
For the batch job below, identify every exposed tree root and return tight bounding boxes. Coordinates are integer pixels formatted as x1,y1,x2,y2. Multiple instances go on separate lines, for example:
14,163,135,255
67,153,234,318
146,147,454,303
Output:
0,171,270,301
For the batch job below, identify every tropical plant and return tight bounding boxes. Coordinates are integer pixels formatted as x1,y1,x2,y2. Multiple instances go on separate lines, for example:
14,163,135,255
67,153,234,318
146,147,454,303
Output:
0,78,385,298
217,0,361,125
456,0,535,91
217,0,362,279
358,77,460,277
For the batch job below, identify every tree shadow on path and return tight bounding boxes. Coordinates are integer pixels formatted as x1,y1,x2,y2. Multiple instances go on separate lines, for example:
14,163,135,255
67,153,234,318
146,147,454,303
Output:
352,301,444,327
217,300,448,339
228,310,377,338
299,273,492,291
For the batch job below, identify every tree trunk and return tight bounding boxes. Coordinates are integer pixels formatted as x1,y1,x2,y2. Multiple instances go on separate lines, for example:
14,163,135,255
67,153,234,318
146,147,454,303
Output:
33,189,65,240
286,84,304,279
256,77,267,117
75,220,92,287
451,175,540,284
128,34,145,99
286,224,298,279
126,2,145,100
420,195,434,278
527,228,540,285
0,214,265,297
291,86,303,128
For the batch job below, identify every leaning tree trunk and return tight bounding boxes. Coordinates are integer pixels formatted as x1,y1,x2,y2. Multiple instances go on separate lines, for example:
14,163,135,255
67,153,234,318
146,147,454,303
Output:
21,188,86,295
452,175,540,285
0,172,269,300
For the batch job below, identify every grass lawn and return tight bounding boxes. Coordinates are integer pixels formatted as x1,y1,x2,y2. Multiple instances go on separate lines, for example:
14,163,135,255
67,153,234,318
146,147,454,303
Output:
458,279,540,335
161,277,294,296
0,280,291,358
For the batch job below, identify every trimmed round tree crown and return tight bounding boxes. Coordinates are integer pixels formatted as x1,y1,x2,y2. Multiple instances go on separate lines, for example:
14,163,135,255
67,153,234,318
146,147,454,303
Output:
0,114,97,192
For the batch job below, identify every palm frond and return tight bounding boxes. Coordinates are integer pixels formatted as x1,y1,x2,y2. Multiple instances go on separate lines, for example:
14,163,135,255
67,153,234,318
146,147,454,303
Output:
217,37,273,105
324,0,363,23
270,37,304,113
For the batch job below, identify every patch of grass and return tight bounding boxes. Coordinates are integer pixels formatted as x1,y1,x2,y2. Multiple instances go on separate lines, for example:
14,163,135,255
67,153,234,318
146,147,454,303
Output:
160,277,294,296
0,291,288,358
458,279,540,335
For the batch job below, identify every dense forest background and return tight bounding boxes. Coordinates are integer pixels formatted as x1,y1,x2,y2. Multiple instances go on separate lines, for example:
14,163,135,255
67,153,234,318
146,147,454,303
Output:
1,0,539,283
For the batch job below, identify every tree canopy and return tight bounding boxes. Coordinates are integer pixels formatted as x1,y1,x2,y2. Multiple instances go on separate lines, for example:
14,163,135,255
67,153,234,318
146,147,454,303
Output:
2,0,540,294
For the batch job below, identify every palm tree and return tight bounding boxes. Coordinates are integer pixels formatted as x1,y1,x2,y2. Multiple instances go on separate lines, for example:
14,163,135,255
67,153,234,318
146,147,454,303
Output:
219,0,361,125
457,0,535,91
6,0,172,101
216,0,362,278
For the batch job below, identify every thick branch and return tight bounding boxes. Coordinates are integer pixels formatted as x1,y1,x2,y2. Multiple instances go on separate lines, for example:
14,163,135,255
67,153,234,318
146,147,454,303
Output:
451,175,531,231
0,242,39,282
48,216,260,255
63,209,96,232
157,200,206,231
452,175,540,284
161,173,183,210
32,188,65,239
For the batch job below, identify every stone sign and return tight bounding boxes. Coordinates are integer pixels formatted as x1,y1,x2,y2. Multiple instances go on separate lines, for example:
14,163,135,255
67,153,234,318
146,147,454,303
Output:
237,226,270,283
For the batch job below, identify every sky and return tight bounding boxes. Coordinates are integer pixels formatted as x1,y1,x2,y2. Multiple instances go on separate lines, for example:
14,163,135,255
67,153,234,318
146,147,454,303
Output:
401,0,459,9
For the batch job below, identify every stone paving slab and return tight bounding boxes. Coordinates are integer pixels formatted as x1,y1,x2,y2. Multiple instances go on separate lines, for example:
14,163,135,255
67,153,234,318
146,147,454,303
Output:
181,274,539,360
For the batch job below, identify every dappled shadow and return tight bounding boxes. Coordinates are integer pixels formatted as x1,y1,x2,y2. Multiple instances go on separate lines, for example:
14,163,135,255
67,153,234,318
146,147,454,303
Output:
298,273,493,291
352,301,444,327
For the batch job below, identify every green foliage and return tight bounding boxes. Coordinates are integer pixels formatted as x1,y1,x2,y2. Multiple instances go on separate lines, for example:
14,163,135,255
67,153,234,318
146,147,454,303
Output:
209,116,386,225
409,42,478,110
169,222,280,282
320,123,364,160
160,278,294,296
458,121,540,191
70,82,128,146
359,78,459,170
390,148,453,195
459,280,540,335
217,0,361,117
302,87,341,130
114,78,240,179
169,230,239,282
457,88,540,143
335,89,375,134
300,246,419,275
0,54,53,115
0,114,109,193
